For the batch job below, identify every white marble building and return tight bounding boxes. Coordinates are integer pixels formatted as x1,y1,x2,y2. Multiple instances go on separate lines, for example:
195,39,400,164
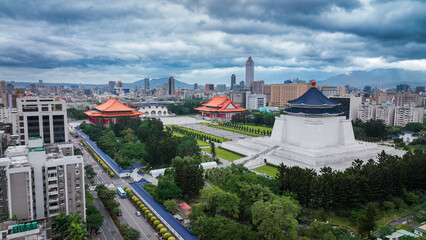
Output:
138,103,169,117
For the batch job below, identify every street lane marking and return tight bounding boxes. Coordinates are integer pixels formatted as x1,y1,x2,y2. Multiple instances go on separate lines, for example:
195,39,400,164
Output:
119,199,151,240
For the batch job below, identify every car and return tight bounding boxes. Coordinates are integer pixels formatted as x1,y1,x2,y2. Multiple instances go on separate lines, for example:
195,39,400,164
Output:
96,228,102,234
135,211,141,216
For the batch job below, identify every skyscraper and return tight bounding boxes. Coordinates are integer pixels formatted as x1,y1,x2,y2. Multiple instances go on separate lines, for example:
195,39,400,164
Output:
168,77,175,95
231,74,236,90
108,81,116,93
245,57,254,89
194,83,198,90
144,78,150,92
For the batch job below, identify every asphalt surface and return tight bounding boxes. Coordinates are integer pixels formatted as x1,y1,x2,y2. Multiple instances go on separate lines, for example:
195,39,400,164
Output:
73,135,158,240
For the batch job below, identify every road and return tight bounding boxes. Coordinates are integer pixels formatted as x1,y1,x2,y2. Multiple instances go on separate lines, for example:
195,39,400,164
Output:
72,134,159,240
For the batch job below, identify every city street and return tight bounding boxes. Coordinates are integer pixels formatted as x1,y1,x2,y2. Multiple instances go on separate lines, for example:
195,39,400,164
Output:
72,134,159,240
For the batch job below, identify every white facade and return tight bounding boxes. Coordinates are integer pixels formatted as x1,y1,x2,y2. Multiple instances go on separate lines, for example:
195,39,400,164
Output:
0,139,85,221
318,86,339,97
330,95,362,121
394,106,424,126
358,103,376,122
246,93,266,110
0,108,17,123
375,103,395,125
13,97,68,145
138,104,169,117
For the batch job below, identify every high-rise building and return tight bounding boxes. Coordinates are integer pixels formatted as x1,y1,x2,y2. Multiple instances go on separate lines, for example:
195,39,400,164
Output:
1,81,8,108
318,85,340,97
205,84,214,92
116,81,123,88
194,83,198,90
0,138,85,221
396,84,410,92
13,97,68,145
394,105,424,126
108,81,116,93
395,92,421,107
329,96,362,121
415,86,425,93
144,78,150,92
358,102,376,122
245,57,254,88
168,77,175,95
231,74,236,90
375,103,395,125
263,84,309,107
216,84,226,92
239,81,245,87
38,80,43,85
246,93,266,110
252,80,264,94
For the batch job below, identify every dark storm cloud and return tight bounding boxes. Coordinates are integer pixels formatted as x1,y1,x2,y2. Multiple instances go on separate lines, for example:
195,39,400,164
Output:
0,0,424,84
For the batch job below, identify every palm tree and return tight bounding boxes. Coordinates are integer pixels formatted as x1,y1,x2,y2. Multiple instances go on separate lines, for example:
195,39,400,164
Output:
65,221,90,240
52,213,68,239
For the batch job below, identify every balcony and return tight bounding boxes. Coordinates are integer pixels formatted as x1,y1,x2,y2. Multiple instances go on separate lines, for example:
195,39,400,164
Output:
48,205,59,210
48,197,58,202
48,191,58,196
48,177,58,182
48,169,57,174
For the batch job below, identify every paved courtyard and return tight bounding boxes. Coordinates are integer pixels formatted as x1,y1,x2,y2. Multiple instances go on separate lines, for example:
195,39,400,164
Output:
182,123,250,141
160,116,207,125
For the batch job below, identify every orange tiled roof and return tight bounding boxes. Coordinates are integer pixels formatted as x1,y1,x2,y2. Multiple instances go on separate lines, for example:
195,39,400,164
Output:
93,98,137,112
195,96,246,112
84,110,142,117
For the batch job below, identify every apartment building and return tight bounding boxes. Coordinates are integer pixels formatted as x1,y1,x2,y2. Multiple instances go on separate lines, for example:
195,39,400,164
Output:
0,138,84,221
375,103,396,125
13,97,68,145
263,84,308,107
246,93,266,110
358,102,376,122
0,108,17,124
394,106,424,127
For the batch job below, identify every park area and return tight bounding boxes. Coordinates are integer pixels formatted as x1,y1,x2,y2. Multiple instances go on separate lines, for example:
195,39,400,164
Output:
203,147,245,161
171,131,210,147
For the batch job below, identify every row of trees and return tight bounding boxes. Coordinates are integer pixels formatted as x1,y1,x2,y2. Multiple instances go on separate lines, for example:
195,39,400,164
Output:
167,125,225,143
218,122,272,135
95,185,141,240
230,111,276,127
167,98,205,115
67,108,89,120
276,150,426,210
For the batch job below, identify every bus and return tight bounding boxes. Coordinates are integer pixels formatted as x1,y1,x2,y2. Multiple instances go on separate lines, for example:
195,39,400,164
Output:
117,187,126,198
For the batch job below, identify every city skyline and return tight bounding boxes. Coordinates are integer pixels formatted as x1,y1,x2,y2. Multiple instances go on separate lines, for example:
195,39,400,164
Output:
0,0,425,85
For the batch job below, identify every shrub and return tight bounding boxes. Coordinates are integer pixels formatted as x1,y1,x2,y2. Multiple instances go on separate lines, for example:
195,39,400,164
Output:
147,213,153,218
144,210,150,214
168,237,176,240
139,204,145,209
153,220,160,226
142,207,148,211
163,233,171,239
160,228,167,234
150,216,157,222
137,201,142,205
157,224,164,229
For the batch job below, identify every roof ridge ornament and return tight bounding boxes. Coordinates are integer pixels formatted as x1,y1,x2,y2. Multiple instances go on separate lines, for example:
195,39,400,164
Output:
311,80,316,88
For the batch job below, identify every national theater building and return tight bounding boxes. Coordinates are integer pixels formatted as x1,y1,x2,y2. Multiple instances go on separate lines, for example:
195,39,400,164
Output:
195,96,246,121
84,98,143,126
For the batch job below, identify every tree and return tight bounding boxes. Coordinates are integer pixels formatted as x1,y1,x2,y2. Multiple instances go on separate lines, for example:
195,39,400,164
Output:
195,215,258,240
201,185,240,218
163,200,178,214
404,122,424,132
52,213,69,239
65,221,90,240
121,224,141,240
357,203,377,238
172,156,204,198
177,136,201,157
210,141,216,158
156,179,183,201
84,165,96,178
251,195,301,240
86,205,104,232
377,225,393,239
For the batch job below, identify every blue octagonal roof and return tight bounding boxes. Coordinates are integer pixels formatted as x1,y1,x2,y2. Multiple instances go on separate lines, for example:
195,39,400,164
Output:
287,81,340,107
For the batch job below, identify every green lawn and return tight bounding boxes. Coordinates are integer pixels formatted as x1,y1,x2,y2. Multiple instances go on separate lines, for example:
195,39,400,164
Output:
254,165,279,177
171,132,210,147
203,147,245,161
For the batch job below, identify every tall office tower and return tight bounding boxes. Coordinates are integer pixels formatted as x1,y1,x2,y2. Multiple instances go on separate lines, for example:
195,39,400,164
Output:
0,138,85,221
231,74,236,90
0,81,7,108
39,80,43,85
239,81,245,87
194,83,198,90
144,78,150,92
245,57,254,89
116,81,123,88
252,80,264,94
205,84,214,92
108,81,116,93
168,77,175,95
13,97,68,145
216,84,226,92
396,84,410,92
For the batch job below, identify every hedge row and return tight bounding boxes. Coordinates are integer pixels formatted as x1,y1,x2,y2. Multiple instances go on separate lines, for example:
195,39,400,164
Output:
201,122,262,137
123,187,176,240
218,122,272,136
80,139,115,177
166,125,229,143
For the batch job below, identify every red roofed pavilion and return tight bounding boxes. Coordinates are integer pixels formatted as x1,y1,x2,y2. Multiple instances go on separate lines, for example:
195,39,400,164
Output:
84,98,143,126
195,96,246,121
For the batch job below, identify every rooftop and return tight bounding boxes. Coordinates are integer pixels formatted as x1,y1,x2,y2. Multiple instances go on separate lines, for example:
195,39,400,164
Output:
93,97,138,112
195,96,246,112
287,81,341,108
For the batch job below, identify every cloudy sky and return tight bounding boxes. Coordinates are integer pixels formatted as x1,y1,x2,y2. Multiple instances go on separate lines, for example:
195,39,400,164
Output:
0,0,425,85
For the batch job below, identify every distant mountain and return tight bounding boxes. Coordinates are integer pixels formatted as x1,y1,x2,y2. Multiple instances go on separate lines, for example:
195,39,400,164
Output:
318,69,426,88
124,77,193,89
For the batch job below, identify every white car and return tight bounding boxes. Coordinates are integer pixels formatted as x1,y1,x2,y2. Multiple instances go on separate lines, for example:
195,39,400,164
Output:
135,211,141,216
